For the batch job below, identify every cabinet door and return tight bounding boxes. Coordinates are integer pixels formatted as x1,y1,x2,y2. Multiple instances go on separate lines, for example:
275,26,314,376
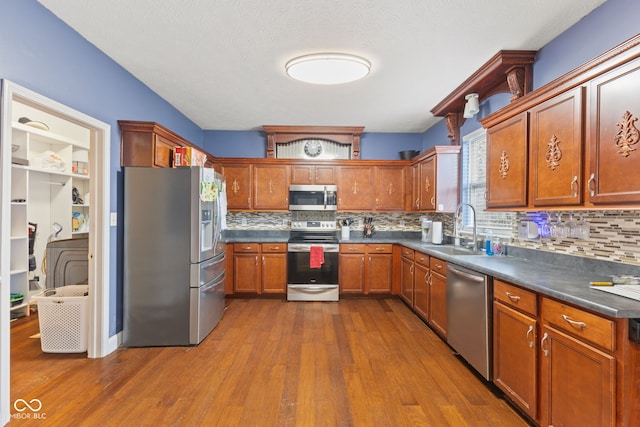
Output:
339,254,365,293
540,325,615,427
487,112,528,208
413,263,429,321
428,271,447,338
261,253,287,294
221,164,252,209
418,157,436,210
290,165,314,184
374,166,406,211
253,164,289,210
399,256,414,306
588,58,640,205
314,165,336,184
367,254,393,293
493,302,537,420
154,135,178,168
337,166,373,211
530,87,584,207
234,253,260,293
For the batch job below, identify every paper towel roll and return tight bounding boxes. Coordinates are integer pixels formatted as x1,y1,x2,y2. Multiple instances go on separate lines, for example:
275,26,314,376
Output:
432,221,443,244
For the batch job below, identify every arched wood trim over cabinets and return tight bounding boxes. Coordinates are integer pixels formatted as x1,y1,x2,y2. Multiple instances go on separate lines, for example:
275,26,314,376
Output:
430,50,537,145
263,125,364,159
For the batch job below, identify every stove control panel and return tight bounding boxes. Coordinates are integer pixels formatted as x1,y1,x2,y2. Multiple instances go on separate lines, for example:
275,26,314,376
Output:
291,220,337,231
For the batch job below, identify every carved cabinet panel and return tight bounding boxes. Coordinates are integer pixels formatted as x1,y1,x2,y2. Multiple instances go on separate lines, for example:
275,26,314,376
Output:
588,57,640,205
337,166,374,211
253,164,290,210
220,164,252,210
529,87,584,207
486,112,529,208
374,165,406,211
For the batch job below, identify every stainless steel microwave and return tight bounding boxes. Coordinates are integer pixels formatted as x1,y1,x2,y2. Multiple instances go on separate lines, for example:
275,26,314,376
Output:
289,185,337,210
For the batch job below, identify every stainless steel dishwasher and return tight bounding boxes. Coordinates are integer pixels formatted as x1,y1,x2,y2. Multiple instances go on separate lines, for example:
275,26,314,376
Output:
446,263,493,380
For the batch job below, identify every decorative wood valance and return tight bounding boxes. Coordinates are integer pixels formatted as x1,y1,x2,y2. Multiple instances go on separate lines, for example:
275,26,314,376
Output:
430,50,537,145
263,125,364,159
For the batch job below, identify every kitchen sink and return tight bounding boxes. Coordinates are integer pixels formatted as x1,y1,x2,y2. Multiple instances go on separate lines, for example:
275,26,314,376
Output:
426,246,483,256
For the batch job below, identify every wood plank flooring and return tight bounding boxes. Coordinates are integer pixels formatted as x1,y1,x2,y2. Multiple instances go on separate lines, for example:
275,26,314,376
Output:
10,298,529,426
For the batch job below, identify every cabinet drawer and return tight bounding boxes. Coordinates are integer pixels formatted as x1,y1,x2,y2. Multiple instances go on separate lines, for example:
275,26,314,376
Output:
541,297,615,351
400,246,414,260
367,244,393,254
494,279,537,316
261,243,287,253
340,244,366,254
429,257,447,276
415,252,430,268
234,243,260,253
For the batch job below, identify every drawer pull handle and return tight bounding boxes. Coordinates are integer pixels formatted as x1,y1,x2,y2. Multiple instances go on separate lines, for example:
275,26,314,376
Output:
243,246,252,250
541,332,549,357
349,248,357,251
375,247,385,251
270,246,279,250
505,292,521,302
526,325,534,348
436,264,442,270
561,314,586,329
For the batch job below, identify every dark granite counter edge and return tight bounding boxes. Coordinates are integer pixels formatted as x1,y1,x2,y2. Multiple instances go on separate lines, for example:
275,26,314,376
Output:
223,230,640,318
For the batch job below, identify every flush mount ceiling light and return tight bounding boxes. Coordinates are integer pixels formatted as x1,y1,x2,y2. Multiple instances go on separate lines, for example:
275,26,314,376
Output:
285,53,371,85
463,93,480,118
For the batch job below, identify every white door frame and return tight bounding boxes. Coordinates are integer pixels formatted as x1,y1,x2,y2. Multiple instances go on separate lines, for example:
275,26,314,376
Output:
0,80,113,425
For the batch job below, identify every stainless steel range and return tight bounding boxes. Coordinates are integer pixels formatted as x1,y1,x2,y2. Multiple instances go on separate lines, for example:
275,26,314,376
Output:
287,215,339,301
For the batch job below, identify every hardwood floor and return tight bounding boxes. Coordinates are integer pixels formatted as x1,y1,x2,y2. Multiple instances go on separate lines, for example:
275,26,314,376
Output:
10,298,529,426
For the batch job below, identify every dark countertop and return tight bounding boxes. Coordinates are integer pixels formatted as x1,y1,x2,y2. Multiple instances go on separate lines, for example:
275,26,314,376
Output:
223,230,640,318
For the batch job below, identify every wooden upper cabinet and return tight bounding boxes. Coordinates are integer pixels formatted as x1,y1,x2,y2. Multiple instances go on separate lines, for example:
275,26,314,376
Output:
419,157,436,210
530,87,585,207
374,166,406,211
413,146,460,212
253,164,290,210
337,166,374,211
486,112,529,208
290,164,336,184
119,120,214,168
220,163,252,210
587,57,640,205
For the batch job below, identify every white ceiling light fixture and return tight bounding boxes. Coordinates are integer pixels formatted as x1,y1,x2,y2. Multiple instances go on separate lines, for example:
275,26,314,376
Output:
285,53,371,85
463,93,480,118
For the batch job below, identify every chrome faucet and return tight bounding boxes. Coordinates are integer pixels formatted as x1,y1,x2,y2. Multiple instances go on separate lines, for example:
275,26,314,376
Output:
454,203,477,251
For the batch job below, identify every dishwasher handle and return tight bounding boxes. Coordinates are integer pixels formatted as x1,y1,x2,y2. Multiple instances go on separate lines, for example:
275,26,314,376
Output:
448,264,486,283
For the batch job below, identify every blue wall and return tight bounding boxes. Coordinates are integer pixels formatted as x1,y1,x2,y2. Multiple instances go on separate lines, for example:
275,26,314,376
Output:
1,0,638,337
1,1,204,335
203,130,424,160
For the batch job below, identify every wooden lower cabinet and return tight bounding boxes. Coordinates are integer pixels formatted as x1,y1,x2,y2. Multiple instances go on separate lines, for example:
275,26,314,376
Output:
428,257,447,338
339,244,366,293
233,243,287,294
540,324,616,427
399,247,415,306
233,244,260,293
540,297,617,427
493,302,538,420
339,244,392,294
261,243,287,294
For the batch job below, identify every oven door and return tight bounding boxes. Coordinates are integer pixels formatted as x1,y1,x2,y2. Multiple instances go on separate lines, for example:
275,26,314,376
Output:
287,243,339,301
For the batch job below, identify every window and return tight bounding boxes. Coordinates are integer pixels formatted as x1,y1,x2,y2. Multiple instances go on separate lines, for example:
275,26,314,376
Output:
460,128,514,239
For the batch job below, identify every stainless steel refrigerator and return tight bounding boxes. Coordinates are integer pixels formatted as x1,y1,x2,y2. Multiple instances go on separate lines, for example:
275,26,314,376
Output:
123,166,226,346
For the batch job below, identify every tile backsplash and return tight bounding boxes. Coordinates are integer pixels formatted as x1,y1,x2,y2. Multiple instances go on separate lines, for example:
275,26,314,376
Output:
225,210,640,266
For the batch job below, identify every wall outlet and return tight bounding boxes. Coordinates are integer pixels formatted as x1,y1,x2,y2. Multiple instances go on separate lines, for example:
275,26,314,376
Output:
110,212,117,226
282,218,288,226
400,219,405,228
241,217,247,226
358,219,363,227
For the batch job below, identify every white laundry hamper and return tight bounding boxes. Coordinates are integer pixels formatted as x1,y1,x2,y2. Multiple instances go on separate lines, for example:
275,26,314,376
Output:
32,285,89,353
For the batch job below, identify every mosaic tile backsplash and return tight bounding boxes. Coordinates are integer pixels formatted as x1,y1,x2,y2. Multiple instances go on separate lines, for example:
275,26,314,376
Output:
225,210,640,266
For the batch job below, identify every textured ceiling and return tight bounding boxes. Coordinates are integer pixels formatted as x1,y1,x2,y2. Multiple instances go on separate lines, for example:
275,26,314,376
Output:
37,0,606,133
